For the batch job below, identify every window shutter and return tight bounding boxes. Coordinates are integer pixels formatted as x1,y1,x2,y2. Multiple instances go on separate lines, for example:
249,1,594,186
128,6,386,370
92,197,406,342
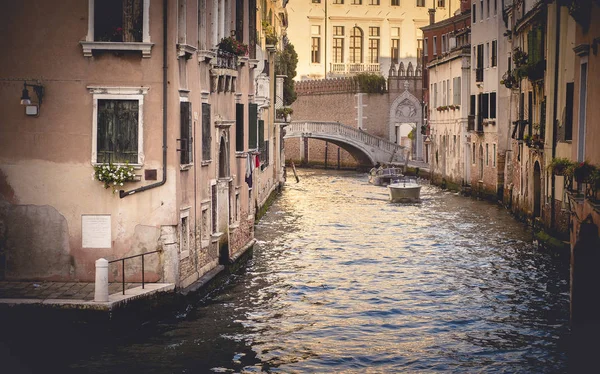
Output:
482,93,489,118
470,95,476,116
565,82,574,141
180,101,192,164
248,103,258,149
258,119,265,149
202,103,211,161
236,103,244,152
490,92,496,119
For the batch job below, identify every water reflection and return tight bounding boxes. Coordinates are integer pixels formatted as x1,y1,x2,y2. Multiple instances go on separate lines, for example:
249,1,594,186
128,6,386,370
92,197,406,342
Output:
1,169,571,373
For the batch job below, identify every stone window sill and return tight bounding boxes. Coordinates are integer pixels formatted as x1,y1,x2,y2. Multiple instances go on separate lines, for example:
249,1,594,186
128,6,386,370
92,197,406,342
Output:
81,41,154,58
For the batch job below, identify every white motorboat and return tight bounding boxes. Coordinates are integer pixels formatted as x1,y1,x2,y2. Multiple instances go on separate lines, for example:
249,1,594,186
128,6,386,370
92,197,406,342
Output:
368,167,404,186
388,177,421,203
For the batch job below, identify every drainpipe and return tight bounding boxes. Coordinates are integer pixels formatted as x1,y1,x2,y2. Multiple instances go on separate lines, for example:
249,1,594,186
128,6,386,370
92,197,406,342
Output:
121,0,168,198
550,3,560,229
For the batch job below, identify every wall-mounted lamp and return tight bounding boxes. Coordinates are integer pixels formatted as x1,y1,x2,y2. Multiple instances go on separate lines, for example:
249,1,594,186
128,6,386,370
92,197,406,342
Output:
20,81,44,107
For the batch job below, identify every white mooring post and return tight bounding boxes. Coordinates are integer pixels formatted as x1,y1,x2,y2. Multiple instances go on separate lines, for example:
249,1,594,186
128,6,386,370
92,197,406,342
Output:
94,258,109,302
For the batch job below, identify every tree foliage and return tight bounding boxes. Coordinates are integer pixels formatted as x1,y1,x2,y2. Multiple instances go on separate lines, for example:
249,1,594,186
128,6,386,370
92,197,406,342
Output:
355,73,386,94
275,42,298,106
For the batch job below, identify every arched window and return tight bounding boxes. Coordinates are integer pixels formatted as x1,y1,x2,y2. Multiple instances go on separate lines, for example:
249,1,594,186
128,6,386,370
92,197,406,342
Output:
350,27,363,64
219,136,229,178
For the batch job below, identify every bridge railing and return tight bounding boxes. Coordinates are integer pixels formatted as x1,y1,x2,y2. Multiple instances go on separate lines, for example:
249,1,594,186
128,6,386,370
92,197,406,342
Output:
285,121,405,161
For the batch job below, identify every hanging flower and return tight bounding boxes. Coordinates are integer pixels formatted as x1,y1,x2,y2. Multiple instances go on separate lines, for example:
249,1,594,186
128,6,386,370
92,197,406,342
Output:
93,162,136,194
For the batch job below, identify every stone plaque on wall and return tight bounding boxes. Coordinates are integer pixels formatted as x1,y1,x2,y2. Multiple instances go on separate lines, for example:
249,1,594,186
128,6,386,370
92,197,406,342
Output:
82,214,111,248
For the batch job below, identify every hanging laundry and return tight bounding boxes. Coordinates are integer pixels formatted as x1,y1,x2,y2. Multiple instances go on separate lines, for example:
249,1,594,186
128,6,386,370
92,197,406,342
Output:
245,153,253,188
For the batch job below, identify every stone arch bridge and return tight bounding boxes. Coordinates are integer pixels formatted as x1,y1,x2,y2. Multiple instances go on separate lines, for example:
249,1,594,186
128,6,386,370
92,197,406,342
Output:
284,121,406,168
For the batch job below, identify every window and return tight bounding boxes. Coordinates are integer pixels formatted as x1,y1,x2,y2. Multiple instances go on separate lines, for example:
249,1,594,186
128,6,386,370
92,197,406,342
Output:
486,0,490,17
311,37,321,63
236,103,244,152
434,83,438,107
83,0,152,57
368,27,380,64
493,144,496,167
453,77,461,105
333,26,345,63
472,143,476,164
248,103,258,150
443,80,447,106
433,36,437,55
494,0,497,15
180,101,193,164
441,34,447,53
470,95,476,116
312,0,321,3
334,0,344,3
391,27,400,64
578,62,588,161
202,103,211,161
417,0,425,6
391,0,400,5
352,0,362,4
565,82,574,141
350,27,363,63
424,37,428,57
369,0,380,4
472,4,476,23
90,86,148,165
491,40,497,67
490,92,496,118
486,143,489,166
311,25,321,63
417,38,423,61
482,93,489,118
180,209,190,258
437,0,445,7
480,1,484,20
486,42,490,68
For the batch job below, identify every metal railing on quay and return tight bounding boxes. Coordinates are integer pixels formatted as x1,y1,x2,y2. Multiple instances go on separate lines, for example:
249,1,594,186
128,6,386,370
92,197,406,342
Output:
109,250,161,295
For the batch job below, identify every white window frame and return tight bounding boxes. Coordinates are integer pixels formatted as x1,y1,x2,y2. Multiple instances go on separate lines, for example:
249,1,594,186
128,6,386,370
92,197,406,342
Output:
81,0,153,57
88,86,148,166
179,208,191,259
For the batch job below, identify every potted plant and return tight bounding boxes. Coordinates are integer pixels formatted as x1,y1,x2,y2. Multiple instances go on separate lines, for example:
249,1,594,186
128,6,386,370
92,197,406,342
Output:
93,162,136,194
217,36,249,56
548,158,575,176
276,107,294,121
574,161,596,183
262,21,278,45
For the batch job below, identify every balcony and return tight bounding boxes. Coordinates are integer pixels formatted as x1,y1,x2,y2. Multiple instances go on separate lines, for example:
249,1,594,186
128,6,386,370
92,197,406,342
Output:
475,67,484,83
468,115,475,132
214,49,238,70
330,63,381,76
476,114,484,132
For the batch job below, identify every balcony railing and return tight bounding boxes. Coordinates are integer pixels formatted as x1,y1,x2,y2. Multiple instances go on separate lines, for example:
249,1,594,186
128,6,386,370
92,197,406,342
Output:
330,63,381,75
215,49,237,70
475,67,484,82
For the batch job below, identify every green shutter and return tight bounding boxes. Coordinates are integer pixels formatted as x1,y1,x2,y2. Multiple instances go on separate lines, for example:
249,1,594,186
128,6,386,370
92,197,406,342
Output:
236,103,244,152
248,103,258,149
202,103,211,161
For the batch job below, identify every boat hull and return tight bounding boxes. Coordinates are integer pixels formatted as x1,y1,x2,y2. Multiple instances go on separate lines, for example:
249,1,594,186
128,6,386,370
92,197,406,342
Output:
388,183,421,203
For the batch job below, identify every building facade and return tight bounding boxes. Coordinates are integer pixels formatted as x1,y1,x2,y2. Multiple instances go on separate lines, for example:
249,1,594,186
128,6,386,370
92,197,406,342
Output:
422,4,471,186
0,0,288,288
286,0,460,80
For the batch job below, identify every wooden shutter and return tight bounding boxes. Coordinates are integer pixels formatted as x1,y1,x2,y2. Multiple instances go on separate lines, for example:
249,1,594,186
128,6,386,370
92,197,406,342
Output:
97,99,138,163
482,93,489,118
180,101,192,164
202,103,211,161
248,103,258,149
236,103,244,152
248,0,256,59
489,92,496,119
470,95,476,116
258,119,265,159
565,82,574,141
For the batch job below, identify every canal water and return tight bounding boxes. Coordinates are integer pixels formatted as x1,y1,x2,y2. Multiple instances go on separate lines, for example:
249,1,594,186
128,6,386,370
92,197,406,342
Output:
3,169,572,372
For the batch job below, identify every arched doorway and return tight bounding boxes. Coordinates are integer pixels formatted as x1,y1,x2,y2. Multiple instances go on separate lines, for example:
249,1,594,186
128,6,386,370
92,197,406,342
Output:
533,161,541,217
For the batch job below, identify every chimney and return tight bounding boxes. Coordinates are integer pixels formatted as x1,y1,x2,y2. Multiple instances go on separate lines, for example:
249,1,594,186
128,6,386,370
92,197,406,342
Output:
460,0,470,13
429,8,436,25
